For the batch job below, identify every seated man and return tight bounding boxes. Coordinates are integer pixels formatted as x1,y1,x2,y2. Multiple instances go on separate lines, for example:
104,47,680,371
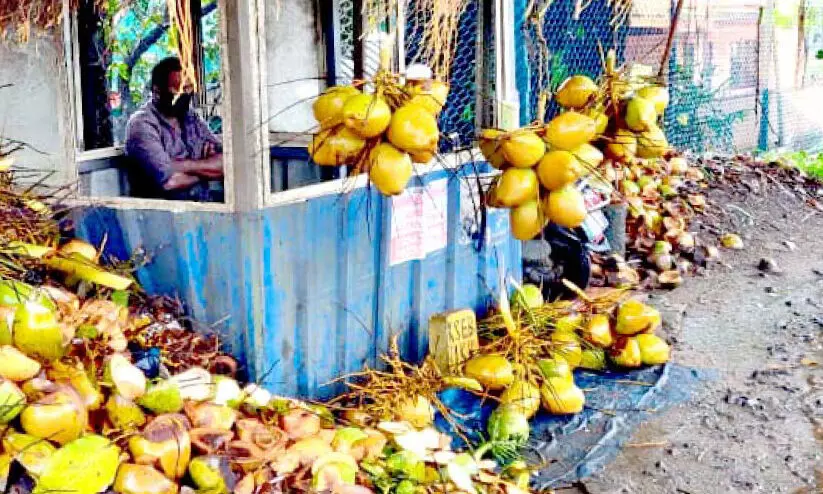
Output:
125,57,224,202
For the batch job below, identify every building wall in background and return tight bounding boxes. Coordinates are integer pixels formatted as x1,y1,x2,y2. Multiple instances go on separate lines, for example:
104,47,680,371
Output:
0,35,74,183
265,0,325,134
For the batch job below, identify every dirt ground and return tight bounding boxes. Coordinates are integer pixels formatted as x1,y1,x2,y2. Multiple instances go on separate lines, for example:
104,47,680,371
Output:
564,180,823,493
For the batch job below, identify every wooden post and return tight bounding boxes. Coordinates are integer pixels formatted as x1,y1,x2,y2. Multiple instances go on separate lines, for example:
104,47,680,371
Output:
796,0,807,89
222,0,268,211
494,0,520,129
190,0,207,107
352,0,364,80
658,0,686,84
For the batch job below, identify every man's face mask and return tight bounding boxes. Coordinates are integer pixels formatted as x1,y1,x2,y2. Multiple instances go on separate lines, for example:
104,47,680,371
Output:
155,88,175,115
172,92,193,118
155,71,192,118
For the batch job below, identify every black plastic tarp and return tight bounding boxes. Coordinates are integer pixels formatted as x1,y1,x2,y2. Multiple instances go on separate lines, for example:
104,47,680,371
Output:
435,364,708,489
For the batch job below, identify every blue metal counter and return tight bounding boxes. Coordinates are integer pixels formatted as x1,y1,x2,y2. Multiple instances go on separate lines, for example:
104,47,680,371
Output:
73,163,521,399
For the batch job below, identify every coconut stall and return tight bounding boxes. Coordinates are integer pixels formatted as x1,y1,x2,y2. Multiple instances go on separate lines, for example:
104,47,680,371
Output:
0,0,523,400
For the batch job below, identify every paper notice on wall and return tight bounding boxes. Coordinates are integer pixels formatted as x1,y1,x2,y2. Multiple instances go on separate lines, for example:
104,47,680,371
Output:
390,187,425,265
389,179,449,266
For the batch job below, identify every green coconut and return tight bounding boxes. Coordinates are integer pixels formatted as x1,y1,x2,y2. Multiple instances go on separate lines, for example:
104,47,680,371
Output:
188,456,232,494
211,376,242,408
0,379,26,423
311,459,357,491
511,284,544,311
0,307,13,345
241,384,271,410
34,435,121,494
331,428,369,454
578,348,607,371
625,97,657,132
0,453,10,489
0,279,54,309
386,451,426,483
138,380,183,414
105,393,146,430
392,480,416,494
488,405,530,444
2,433,56,477
13,301,66,361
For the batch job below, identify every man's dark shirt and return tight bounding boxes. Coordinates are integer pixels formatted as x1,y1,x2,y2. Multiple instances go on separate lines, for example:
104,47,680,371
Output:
125,102,223,201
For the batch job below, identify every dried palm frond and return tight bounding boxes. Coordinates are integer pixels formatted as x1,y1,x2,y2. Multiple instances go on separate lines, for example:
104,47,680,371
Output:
0,0,108,43
0,171,60,280
362,0,468,82
405,0,468,81
606,0,633,28
166,0,198,93
329,337,475,445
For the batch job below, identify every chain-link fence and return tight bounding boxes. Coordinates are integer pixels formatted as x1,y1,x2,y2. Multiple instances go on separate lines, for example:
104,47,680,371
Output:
405,0,484,151
516,0,823,155
331,0,490,152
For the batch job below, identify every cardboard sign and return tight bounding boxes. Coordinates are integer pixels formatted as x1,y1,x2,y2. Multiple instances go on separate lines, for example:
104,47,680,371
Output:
428,309,479,375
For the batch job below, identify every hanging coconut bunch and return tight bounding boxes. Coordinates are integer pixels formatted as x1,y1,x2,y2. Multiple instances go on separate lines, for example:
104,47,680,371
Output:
592,50,672,168
479,96,605,241
528,50,720,290
308,45,448,197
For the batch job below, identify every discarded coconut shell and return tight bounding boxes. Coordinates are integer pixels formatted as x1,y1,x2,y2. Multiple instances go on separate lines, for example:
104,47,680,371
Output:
129,414,192,480
20,387,87,445
114,464,179,494
236,419,288,455
184,402,237,431
190,428,234,455
226,440,266,472
658,270,683,288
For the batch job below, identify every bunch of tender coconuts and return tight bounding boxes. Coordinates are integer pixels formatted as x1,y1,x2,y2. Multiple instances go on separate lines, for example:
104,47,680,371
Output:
478,96,608,240
308,68,448,197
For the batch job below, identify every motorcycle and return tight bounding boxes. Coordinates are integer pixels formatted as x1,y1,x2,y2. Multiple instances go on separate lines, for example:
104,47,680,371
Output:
523,178,612,301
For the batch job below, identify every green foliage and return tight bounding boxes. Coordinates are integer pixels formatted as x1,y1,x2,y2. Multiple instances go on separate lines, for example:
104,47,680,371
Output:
759,149,823,179
548,49,571,94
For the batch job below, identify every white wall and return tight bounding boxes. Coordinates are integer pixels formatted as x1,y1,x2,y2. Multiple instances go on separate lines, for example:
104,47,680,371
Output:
265,0,325,134
0,35,74,184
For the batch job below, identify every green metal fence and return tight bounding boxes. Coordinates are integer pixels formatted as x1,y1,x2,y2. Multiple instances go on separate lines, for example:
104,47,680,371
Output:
514,0,823,155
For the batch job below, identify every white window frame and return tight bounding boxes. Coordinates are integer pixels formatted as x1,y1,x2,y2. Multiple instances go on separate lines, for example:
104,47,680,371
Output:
62,0,256,213
62,0,500,211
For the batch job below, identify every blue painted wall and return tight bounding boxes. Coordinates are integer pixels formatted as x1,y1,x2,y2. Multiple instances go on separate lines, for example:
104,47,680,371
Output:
73,164,521,399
